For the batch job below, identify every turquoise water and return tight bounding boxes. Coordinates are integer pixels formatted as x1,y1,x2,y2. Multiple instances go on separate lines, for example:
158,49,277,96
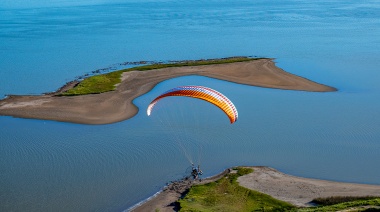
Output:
1,1,380,211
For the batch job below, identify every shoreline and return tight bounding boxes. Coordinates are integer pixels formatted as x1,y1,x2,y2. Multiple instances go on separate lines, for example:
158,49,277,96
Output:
0,59,336,124
129,169,231,212
130,166,380,212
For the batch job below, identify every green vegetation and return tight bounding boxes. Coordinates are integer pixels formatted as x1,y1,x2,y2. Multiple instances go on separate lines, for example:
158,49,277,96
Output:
60,57,260,96
60,71,123,96
298,198,380,212
126,57,259,71
178,167,295,212
311,196,380,206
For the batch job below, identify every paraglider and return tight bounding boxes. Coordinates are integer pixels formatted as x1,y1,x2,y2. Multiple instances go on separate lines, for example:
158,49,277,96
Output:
191,163,203,180
147,85,238,180
147,85,238,123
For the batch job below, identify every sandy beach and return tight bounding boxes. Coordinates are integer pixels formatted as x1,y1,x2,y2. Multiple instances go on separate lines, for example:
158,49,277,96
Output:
0,59,336,124
131,166,380,212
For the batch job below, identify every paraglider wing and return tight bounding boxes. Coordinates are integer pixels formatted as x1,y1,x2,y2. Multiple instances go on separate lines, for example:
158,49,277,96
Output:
147,86,238,123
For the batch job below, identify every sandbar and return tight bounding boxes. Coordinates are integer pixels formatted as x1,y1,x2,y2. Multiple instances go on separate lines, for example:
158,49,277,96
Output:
131,166,380,211
0,59,336,124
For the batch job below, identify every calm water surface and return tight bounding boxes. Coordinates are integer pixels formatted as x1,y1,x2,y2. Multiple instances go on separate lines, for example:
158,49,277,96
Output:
1,1,380,211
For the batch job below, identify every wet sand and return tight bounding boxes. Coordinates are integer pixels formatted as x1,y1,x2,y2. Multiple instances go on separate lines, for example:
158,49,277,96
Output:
131,166,380,212
0,59,336,124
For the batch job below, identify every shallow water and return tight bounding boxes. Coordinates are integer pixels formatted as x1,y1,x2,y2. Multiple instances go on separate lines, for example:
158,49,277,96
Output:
1,1,380,211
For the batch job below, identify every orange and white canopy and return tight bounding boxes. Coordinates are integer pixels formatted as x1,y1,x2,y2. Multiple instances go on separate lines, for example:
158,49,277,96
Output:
147,86,238,124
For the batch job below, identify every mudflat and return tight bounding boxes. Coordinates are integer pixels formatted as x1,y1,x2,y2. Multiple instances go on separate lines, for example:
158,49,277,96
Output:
0,59,336,124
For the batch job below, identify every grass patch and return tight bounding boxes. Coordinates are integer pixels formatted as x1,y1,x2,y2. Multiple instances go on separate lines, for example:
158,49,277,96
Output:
128,57,260,71
311,196,380,206
297,198,380,212
59,57,261,96
178,167,295,212
59,70,123,96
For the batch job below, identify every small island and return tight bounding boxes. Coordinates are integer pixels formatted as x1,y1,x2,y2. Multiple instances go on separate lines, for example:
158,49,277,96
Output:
0,57,336,124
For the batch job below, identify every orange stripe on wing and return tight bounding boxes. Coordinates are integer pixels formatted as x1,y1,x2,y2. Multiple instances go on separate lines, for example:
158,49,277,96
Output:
149,90,235,123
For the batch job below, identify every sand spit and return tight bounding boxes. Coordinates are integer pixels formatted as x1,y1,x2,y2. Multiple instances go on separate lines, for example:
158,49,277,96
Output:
131,166,380,212
238,167,380,207
0,59,336,124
